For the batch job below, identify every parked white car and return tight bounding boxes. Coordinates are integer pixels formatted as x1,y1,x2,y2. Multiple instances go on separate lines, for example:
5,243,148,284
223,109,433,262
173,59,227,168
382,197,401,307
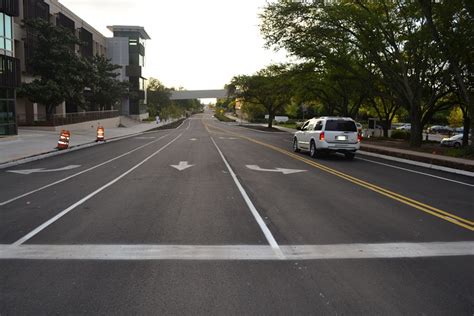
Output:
397,124,411,131
293,117,361,160
440,134,464,147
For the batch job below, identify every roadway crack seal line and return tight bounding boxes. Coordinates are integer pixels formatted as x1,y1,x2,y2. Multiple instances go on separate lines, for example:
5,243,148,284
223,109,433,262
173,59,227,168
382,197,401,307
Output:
1,242,473,260
210,136,285,259
11,133,184,246
0,134,172,206
204,123,474,232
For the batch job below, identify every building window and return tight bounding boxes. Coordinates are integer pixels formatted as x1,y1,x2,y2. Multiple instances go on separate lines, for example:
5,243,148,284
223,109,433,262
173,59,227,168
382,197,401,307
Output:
0,12,13,56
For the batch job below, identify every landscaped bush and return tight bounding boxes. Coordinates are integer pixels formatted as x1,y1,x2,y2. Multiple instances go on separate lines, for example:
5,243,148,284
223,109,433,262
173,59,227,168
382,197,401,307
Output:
391,130,411,140
214,113,236,122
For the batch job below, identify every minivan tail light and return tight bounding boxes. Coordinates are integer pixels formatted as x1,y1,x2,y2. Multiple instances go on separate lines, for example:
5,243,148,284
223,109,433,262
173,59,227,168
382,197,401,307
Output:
319,132,325,141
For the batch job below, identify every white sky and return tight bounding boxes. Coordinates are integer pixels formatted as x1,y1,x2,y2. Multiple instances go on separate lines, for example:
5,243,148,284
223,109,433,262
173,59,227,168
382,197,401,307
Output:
59,0,288,90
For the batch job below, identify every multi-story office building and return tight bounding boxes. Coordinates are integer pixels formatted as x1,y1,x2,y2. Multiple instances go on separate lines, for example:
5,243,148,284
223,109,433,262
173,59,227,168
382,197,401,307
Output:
107,25,150,120
0,0,151,135
14,0,108,129
0,0,21,135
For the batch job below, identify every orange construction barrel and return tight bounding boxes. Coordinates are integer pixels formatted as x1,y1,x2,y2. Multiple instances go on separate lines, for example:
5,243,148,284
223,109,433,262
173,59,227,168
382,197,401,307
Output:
57,130,70,150
96,126,105,142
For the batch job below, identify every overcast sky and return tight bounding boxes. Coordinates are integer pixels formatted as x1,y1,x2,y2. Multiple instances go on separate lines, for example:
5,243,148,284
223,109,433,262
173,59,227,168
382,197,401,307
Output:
60,0,287,90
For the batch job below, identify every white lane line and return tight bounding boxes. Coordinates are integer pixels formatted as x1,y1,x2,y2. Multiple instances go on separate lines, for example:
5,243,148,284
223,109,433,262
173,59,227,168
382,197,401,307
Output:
12,133,183,246
1,242,473,260
1,134,170,206
356,157,474,187
186,120,191,130
210,137,284,258
358,150,474,177
172,119,186,130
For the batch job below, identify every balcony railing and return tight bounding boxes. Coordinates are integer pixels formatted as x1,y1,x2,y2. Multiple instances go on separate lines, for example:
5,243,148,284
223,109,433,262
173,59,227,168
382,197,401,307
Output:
17,110,120,126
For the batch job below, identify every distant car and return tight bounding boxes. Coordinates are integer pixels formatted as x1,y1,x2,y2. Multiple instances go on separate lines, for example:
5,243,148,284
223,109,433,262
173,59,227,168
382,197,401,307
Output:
293,117,361,160
429,125,453,134
454,127,464,133
440,134,463,148
397,124,411,131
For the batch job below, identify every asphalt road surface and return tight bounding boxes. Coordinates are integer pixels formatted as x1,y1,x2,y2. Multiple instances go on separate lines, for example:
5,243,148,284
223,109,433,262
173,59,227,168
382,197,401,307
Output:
1,112,473,315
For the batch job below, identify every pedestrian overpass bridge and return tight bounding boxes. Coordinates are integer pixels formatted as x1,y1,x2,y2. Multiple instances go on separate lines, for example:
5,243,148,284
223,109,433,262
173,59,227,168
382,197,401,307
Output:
170,89,232,100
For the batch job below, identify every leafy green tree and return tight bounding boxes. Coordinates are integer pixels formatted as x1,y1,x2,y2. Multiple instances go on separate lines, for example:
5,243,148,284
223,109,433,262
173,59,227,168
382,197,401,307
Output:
84,55,127,111
146,79,203,119
448,107,464,128
418,0,473,147
18,19,86,118
147,78,172,118
261,0,456,147
231,64,293,128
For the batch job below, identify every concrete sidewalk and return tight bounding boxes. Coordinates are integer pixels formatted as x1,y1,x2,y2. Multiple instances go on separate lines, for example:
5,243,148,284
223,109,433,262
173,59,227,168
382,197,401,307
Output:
0,120,176,165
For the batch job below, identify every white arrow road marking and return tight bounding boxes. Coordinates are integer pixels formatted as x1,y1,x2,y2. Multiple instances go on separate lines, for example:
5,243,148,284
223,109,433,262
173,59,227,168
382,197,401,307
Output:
246,165,307,175
170,161,194,171
7,165,81,175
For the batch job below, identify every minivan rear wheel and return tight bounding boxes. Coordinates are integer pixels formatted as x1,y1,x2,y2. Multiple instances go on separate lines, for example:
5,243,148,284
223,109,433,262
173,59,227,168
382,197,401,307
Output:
293,138,300,152
310,140,317,158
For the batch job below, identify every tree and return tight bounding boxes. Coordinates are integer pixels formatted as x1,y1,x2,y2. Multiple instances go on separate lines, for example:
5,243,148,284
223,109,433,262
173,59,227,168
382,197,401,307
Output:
84,55,127,111
18,19,87,118
418,0,473,147
146,79,203,119
146,78,172,118
261,0,456,147
231,64,293,128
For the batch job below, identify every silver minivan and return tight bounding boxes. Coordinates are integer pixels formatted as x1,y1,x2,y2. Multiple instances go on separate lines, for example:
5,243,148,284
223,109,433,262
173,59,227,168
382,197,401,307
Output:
293,117,361,160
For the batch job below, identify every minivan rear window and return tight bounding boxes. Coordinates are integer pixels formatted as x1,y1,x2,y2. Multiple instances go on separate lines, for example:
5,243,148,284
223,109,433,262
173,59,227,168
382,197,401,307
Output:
325,120,357,132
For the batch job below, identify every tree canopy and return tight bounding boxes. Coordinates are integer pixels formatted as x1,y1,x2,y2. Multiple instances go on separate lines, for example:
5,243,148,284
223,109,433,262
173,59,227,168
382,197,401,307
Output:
254,0,473,147
19,19,126,117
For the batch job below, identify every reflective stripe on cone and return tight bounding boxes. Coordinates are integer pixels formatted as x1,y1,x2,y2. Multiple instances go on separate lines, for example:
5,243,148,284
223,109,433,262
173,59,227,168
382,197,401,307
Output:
57,130,70,150
96,126,105,142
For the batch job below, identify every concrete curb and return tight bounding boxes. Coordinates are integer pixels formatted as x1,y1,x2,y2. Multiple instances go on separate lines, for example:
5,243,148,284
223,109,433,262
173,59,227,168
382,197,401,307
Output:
0,119,185,170
358,150,474,177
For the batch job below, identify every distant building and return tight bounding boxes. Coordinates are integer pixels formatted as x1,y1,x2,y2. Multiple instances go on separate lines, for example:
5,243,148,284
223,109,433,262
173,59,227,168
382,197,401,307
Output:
107,25,150,120
0,0,151,136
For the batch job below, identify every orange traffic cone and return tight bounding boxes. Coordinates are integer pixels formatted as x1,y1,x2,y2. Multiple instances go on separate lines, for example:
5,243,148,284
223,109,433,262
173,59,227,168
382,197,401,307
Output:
57,130,70,150
96,126,105,142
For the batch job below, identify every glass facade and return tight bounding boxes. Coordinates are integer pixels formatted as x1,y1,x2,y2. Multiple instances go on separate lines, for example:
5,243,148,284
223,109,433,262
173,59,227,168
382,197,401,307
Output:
0,8,17,135
0,87,16,135
0,12,13,56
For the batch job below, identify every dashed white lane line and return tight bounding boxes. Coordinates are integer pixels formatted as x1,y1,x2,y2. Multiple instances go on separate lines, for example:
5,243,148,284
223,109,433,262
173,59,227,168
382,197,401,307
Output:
1,135,170,207
357,157,474,187
210,137,284,259
11,133,183,246
2,242,472,260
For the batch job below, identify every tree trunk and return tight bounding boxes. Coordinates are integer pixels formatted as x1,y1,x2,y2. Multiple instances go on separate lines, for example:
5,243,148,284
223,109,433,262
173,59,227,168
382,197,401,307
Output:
464,115,471,147
410,105,423,147
383,125,389,138
268,112,274,128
